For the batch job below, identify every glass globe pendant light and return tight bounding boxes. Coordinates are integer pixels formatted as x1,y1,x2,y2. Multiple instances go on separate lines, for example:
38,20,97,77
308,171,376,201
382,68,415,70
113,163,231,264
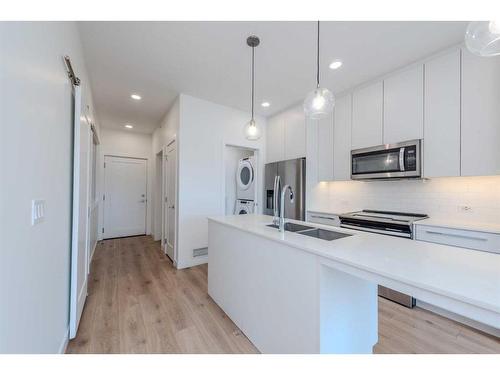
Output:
244,35,262,141
303,21,334,119
465,21,500,57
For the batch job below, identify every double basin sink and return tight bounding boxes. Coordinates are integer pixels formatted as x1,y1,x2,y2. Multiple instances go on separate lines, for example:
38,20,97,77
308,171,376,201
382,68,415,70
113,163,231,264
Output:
266,222,352,241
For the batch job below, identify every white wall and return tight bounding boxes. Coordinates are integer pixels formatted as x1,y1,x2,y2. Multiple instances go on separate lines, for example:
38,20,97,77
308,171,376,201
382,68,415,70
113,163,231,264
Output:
0,21,99,353
152,98,180,242
152,94,266,269
308,176,500,224
225,146,254,215
98,128,153,237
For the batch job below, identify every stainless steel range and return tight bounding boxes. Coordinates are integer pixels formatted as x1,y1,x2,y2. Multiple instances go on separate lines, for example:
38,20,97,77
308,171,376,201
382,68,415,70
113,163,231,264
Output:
339,210,429,307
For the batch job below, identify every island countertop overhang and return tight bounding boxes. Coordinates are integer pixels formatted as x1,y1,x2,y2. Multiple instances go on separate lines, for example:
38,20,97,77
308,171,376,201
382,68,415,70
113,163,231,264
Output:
208,214,500,319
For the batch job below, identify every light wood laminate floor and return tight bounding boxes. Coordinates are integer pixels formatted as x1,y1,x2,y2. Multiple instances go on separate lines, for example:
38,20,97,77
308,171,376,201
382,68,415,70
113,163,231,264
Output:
66,236,500,354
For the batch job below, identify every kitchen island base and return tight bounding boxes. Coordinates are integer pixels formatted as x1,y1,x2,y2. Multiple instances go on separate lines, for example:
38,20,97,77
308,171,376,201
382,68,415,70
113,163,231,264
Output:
208,220,378,354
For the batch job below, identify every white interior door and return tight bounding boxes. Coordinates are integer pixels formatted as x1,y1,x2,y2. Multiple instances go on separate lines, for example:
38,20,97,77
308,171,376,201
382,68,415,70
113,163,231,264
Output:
103,156,147,239
70,86,91,339
165,142,176,262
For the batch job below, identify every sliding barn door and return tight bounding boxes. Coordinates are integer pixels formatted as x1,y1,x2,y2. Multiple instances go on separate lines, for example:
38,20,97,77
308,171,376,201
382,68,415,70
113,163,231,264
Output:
69,86,91,339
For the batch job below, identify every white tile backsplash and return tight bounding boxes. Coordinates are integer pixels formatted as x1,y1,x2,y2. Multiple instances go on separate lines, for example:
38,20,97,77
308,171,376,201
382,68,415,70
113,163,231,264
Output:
308,176,500,223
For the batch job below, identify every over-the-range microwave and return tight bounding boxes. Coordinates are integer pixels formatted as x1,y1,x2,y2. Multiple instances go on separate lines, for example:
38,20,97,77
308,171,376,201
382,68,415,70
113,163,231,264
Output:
351,139,421,180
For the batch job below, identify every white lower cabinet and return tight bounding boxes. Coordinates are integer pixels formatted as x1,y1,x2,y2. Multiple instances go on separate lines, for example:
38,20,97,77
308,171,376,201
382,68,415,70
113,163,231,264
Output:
461,48,500,176
415,224,500,255
423,49,461,178
307,211,340,227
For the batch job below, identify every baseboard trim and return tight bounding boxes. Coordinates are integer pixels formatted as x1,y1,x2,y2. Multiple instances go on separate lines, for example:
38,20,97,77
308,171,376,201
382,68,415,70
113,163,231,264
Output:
416,300,500,338
58,327,69,354
176,255,208,270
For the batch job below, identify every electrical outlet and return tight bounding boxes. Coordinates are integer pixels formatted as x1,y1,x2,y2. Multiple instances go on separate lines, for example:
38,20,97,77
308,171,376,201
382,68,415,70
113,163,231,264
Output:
31,200,45,225
458,205,473,213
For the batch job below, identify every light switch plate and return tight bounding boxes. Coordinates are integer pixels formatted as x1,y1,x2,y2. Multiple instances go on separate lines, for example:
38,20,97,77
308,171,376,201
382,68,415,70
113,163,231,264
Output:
32,200,45,225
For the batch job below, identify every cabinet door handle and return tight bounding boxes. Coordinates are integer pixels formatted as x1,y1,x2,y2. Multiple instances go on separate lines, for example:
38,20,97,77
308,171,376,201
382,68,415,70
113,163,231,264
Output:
424,230,487,242
311,215,336,221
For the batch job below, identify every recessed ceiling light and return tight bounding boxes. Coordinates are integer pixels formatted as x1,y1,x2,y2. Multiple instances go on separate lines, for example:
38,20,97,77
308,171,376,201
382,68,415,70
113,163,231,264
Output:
125,124,134,129
130,94,142,100
329,60,343,70
261,102,270,108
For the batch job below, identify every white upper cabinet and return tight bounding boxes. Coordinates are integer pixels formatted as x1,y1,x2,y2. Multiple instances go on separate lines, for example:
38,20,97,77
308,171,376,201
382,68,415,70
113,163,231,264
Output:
351,81,383,149
317,113,334,181
267,105,306,163
383,65,424,145
333,94,352,181
461,48,500,176
424,49,461,178
284,105,306,160
266,113,285,163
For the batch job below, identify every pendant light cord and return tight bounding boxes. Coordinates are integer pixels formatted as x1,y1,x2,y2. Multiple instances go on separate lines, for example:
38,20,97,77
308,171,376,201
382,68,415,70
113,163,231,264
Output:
251,45,255,121
316,20,320,88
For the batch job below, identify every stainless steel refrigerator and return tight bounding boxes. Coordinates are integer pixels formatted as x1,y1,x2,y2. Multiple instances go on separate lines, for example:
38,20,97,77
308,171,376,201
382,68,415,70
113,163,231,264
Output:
264,158,306,220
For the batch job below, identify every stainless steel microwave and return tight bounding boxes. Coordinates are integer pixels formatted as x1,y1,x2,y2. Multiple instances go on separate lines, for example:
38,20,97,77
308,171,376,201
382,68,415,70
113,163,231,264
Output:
351,140,421,180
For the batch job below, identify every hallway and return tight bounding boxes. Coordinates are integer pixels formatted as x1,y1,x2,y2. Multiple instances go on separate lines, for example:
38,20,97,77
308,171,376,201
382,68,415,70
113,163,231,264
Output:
67,236,500,354
66,236,258,353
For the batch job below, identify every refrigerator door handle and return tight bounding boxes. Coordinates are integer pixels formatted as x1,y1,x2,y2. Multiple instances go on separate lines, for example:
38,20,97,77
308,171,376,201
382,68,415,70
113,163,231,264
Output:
273,175,280,224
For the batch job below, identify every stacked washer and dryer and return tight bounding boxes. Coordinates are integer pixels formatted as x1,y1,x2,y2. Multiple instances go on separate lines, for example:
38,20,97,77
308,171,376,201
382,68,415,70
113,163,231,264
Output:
234,156,256,215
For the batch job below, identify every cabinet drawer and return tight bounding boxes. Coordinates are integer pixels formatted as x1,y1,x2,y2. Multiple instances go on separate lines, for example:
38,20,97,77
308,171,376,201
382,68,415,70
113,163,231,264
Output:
415,225,500,254
307,212,340,227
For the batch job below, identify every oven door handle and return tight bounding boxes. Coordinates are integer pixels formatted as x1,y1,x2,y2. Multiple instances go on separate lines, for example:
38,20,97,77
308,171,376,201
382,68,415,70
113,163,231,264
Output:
399,147,405,172
340,224,411,238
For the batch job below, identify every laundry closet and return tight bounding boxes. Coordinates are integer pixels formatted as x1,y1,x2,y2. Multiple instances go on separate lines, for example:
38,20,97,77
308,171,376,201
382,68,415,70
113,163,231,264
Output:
224,145,257,215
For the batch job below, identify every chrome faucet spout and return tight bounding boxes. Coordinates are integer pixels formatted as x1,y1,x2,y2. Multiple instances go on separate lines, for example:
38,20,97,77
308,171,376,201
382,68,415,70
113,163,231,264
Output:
279,184,294,232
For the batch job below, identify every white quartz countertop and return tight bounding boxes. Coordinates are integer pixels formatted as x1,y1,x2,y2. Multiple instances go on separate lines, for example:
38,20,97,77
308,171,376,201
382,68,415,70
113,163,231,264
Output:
208,214,500,315
415,218,500,235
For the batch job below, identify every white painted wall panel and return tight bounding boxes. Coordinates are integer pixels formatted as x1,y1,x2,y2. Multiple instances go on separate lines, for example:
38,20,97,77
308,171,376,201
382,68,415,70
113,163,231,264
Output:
0,21,99,353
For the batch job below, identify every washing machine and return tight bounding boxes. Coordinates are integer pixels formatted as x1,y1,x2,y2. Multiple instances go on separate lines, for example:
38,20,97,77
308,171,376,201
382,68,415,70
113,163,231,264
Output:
236,156,255,200
234,199,255,215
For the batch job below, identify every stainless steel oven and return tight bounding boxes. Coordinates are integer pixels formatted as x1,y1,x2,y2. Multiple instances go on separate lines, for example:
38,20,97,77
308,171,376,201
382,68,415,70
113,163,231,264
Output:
351,139,421,180
339,210,429,308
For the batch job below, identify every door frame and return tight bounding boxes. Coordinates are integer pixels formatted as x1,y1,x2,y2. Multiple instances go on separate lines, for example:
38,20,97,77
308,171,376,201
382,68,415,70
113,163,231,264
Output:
162,136,178,266
102,155,148,239
155,149,164,242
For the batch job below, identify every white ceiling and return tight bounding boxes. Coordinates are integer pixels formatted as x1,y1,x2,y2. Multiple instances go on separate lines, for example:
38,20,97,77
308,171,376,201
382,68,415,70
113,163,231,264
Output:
78,21,468,134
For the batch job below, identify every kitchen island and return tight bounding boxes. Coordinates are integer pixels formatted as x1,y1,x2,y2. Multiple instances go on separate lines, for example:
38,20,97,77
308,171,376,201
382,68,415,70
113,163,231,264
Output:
207,214,500,354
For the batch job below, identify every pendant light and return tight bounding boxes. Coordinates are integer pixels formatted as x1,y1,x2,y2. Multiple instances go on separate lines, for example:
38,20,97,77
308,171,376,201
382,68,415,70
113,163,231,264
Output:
303,21,334,119
244,35,262,141
465,21,500,57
